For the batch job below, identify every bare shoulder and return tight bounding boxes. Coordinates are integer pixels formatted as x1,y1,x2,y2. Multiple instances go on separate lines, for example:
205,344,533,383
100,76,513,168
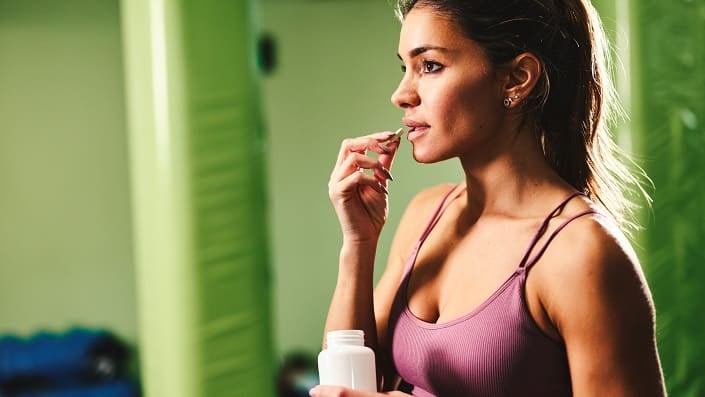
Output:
535,209,653,327
407,182,459,208
537,210,650,311
376,183,459,288
392,183,460,245
533,206,665,395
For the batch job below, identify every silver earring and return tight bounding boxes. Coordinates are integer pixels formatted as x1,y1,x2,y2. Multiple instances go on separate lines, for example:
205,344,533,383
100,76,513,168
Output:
503,94,519,109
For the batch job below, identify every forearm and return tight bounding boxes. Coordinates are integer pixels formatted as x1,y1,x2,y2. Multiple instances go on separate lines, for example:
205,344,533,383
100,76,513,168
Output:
323,241,379,351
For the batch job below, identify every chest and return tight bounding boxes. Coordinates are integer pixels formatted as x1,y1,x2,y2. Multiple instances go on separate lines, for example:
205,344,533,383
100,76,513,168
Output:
405,219,539,324
389,277,571,397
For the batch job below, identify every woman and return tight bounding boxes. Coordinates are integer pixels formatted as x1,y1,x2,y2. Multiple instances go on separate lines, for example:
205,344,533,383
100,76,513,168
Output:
311,0,666,396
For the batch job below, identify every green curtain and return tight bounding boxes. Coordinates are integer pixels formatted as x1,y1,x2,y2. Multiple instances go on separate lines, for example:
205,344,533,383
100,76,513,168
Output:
121,0,275,396
631,0,705,395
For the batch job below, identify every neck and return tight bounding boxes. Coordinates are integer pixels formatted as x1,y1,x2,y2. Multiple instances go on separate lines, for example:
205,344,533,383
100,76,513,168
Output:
458,127,571,221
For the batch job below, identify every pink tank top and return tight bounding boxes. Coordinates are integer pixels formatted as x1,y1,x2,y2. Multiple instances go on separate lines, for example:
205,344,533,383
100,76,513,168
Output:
387,185,595,396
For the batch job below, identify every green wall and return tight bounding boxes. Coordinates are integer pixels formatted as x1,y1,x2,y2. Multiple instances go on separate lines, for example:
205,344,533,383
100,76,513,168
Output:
1,0,435,361
0,0,431,361
0,0,137,342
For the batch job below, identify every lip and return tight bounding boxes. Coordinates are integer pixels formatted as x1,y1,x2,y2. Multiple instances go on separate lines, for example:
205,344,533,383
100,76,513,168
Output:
403,118,429,128
403,118,430,141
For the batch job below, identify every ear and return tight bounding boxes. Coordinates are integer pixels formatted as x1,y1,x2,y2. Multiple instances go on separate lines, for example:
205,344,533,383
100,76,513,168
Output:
497,52,542,109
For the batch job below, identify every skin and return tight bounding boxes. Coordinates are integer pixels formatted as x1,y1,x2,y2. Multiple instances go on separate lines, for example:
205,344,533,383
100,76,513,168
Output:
314,6,666,397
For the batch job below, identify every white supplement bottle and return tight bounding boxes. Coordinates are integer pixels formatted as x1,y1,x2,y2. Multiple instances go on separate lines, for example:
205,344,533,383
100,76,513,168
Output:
317,330,377,391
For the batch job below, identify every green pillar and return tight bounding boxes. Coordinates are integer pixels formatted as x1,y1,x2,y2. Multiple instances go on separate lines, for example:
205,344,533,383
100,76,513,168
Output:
120,0,275,396
630,0,705,395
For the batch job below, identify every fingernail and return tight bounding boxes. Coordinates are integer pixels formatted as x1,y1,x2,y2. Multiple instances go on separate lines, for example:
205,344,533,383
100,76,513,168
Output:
381,167,394,181
379,183,389,195
309,387,318,396
378,143,393,154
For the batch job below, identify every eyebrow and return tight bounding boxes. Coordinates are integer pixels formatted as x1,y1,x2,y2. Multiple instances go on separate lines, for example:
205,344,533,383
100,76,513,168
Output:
397,45,449,60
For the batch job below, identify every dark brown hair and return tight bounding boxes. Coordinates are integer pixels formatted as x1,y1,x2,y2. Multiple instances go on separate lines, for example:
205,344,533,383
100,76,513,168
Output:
396,0,649,231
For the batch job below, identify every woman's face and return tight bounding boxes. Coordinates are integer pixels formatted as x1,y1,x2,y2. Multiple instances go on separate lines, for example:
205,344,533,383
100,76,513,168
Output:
391,7,506,164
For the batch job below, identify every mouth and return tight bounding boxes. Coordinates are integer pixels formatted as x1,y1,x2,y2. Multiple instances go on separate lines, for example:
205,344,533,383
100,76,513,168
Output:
403,118,430,140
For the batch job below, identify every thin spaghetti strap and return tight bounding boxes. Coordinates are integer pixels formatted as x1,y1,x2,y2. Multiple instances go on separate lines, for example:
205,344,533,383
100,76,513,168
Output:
524,209,596,270
417,184,465,244
401,184,465,275
517,192,586,269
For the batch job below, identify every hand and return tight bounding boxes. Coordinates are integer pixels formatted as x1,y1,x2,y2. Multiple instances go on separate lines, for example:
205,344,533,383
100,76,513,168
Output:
309,385,411,397
328,131,401,244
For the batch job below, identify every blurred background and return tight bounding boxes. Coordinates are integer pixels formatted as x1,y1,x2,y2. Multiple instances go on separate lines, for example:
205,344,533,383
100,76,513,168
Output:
0,0,702,396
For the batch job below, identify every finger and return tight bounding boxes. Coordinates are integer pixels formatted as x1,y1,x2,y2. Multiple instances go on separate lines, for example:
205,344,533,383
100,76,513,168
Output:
330,169,388,199
378,137,401,172
377,128,404,171
334,131,401,167
309,385,377,397
330,153,372,183
343,170,389,196
331,153,393,185
379,127,404,151
358,181,389,225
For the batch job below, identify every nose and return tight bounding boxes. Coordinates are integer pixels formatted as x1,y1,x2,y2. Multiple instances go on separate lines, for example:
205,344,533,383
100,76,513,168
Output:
390,75,420,109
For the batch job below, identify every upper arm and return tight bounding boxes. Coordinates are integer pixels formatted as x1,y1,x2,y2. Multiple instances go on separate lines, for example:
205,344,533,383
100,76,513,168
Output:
543,216,666,396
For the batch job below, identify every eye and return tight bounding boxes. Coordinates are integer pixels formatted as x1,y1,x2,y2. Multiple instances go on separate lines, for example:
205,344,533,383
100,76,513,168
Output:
422,60,443,73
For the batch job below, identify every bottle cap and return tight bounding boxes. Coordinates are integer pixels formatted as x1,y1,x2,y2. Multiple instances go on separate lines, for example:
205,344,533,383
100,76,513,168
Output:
326,330,364,346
